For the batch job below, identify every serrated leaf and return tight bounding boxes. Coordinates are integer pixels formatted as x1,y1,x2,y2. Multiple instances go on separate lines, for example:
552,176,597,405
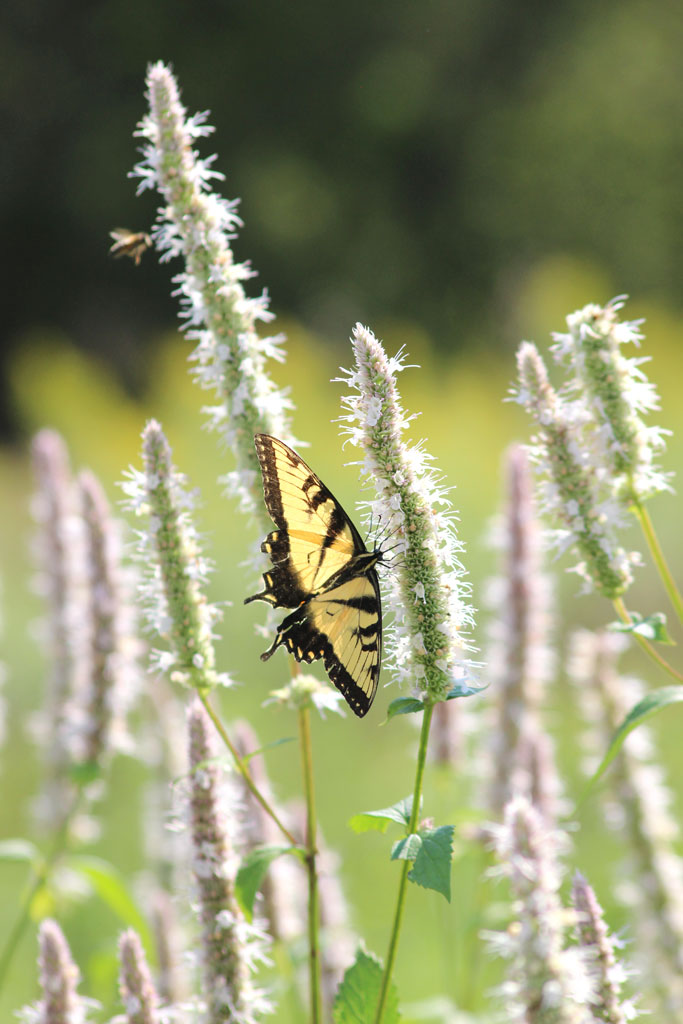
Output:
349,796,415,834
407,825,454,902
235,845,293,921
609,611,674,644
66,855,154,960
386,697,425,720
582,685,683,801
0,838,40,864
391,833,422,862
333,947,400,1024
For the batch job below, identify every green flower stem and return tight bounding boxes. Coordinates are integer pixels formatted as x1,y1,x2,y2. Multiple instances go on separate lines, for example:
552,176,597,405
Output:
298,704,322,1024
632,503,683,625
0,791,81,993
612,598,683,682
374,702,435,1024
198,694,298,847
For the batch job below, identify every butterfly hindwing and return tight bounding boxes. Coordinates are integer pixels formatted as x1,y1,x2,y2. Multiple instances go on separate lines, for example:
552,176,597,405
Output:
246,434,382,718
260,574,381,717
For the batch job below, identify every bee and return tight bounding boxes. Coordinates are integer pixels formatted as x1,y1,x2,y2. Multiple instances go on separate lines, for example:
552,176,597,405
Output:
109,229,152,266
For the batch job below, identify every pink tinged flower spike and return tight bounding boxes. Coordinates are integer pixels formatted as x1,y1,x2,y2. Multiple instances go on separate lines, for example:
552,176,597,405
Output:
118,929,161,1024
571,873,638,1024
514,342,635,598
29,430,83,830
337,323,476,703
569,630,683,1014
187,700,272,1023
75,470,140,768
485,446,560,819
27,918,95,1024
551,299,672,506
133,62,296,522
484,796,596,1023
148,889,187,1007
122,420,226,694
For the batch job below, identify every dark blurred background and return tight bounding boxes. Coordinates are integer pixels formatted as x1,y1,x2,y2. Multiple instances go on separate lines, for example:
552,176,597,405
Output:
4,0,683,438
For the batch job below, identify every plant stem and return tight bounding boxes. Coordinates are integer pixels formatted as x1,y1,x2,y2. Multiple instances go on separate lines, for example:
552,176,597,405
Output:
612,598,683,682
374,702,434,1024
0,793,80,993
299,705,322,1024
632,502,683,625
199,693,298,846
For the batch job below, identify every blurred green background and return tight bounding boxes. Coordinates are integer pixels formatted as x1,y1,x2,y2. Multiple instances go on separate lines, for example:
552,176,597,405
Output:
3,0,683,1019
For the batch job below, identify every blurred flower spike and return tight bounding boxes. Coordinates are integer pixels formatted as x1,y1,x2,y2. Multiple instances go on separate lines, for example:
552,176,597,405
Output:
513,299,672,597
337,323,476,704
122,420,229,694
265,671,346,717
514,341,636,597
551,299,672,506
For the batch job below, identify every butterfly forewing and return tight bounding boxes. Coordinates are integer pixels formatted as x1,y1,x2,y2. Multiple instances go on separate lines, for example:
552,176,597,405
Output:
253,434,363,598
246,434,383,717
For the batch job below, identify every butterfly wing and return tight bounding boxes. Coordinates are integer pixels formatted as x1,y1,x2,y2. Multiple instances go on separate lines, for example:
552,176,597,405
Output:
246,434,382,717
261,572,382,718
246,433,367,607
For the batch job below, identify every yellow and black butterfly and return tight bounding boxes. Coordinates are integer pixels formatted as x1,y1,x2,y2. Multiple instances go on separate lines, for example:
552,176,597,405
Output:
109,228,152,265
245,434,383,717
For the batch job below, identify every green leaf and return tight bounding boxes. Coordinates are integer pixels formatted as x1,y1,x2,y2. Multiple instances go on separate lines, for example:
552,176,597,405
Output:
66,855,154,960
235,845,293,922
0,838,40,864
333,947,400,1024
609,611,674,644
407,825,454,902
446,681,486,700
391,833,422,862
582,685,683,800
349,796,415,834
386,697,425,720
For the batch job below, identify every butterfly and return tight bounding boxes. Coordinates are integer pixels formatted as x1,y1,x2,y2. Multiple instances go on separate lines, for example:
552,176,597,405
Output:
245,434,383,717
109,228,152,265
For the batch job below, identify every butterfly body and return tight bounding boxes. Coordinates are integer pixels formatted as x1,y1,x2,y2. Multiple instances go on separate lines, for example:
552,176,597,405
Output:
245,434,382,717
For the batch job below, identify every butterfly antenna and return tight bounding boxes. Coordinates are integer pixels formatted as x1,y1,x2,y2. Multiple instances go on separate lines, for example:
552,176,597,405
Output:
379,518,406,551
373,512,399,551
384,548,407,573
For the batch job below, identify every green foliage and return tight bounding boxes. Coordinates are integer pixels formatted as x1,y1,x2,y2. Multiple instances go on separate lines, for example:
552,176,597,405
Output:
386,697,425,719
390,834,423,862
391,826,455,903
609,611,674,644
333,948,400,1024
235,845,296,922
583,685,683,799
387,686,484,720
349,797,414,834
65,855,154,961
